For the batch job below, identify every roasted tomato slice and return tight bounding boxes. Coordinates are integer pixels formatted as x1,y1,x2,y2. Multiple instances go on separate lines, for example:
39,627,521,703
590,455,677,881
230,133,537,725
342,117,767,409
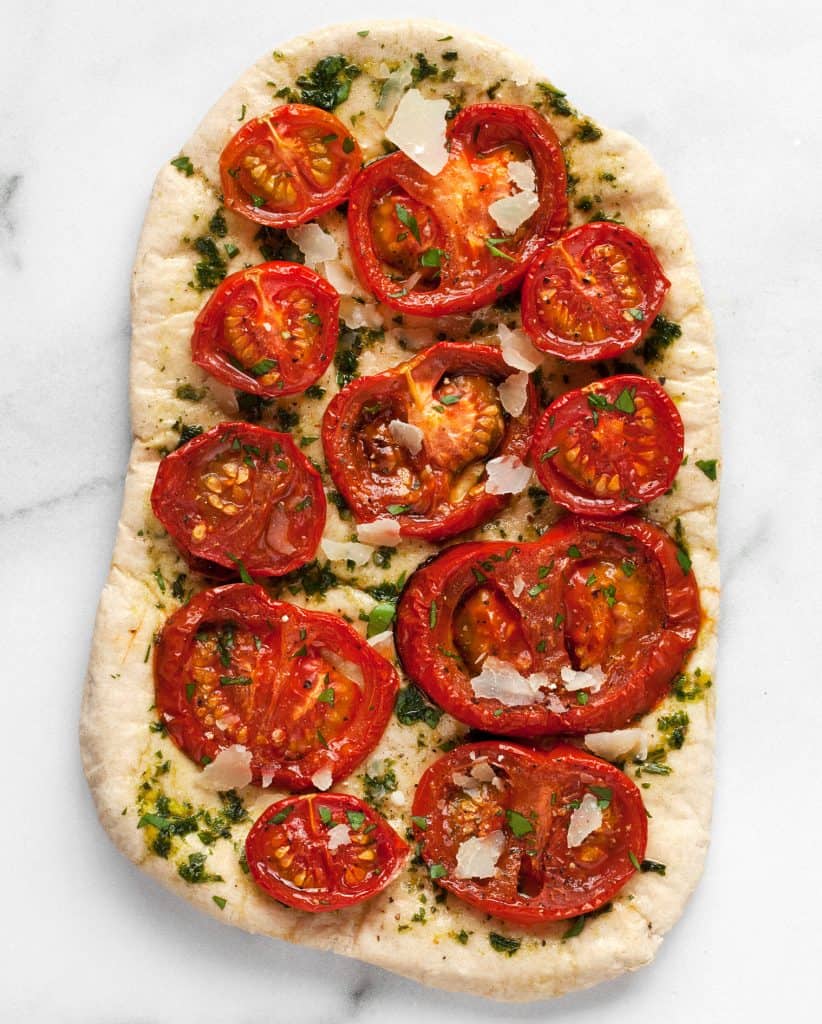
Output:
322,342,536,541
531,376,684,515
521,223,670,361
246,793,409,912
412,741,646,923
348,104,567,316
219,104,362,227
191,263,339,398
394,515,700,735
151,423,325,578
155,584,399,790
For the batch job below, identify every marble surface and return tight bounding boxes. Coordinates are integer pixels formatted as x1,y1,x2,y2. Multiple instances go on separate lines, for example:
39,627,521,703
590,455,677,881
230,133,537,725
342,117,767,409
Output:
2,0,821,1020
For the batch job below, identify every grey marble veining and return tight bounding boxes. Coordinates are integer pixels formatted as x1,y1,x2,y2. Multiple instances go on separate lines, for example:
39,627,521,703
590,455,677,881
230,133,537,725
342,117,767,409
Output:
2,1,821,1021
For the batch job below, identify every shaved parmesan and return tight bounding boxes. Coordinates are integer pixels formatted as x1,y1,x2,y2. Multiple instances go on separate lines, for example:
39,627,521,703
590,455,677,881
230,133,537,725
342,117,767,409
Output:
485,455,532,495
286,224,337,267
512,575,526,597
357,517,402,547
560,664,606,693
498,371,529,417
200,744,252,790
326,824,351,851
322,259,356,295
386,88,449,176
471,656,548,706
266,504,296,555
508,159,537,192
388,418,424,455
260,770,275,789
489,189,539,235
585,728,649,762
455,831,506,879
470,760,496,783
320,537,373,566
498,323,543,372
367,629,394,649
322,650,364,686
389,789,406,807
341,297,382,330
310,767,333,791
567,793,603,848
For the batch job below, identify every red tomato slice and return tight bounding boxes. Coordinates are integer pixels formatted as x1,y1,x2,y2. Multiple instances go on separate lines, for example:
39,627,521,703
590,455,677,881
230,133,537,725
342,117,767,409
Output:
531,376,684,515
151,424,325,578
411,741,647,923
521,223,670,360
348,104,567,316
245,793,409,912
155,584,399,790
321,342,537,541
394,515,700,735
191,263,339,398
219,104,362,227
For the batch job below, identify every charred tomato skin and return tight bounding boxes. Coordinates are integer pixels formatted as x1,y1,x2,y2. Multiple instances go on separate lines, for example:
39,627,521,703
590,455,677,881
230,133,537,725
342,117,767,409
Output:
531,375,685,515
219,104,362,227
191,262,339,399
245,792,409,912
348,103,568,316
521,222,670,361
154,584,399,790
411,741,647,923
321,342,537,542
150,423,325,578
394,515,700,736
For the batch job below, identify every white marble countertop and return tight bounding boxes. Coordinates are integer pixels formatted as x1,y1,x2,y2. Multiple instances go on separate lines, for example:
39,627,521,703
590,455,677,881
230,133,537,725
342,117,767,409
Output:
3,1,820,1020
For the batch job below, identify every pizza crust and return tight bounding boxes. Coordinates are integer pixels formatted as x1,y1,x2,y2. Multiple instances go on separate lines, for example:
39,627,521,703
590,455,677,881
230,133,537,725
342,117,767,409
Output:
81,18,719,1002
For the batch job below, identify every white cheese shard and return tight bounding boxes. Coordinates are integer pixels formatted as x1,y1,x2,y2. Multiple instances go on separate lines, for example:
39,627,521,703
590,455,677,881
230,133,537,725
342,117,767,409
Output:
585,728,650,762
322,259,356,295
470,656,548,706
560,664,606,693
388,418,424,455
488,189,539,235
498,323,543,372
286,224,338,267
326,823,351,851
341,298,382,330
454,831,506,879
322,650,364,686
310,767,333,791
260,770,275,789
357,517,402,547
386,88,449,175
485,455,532,495
567,793,603,848
498,371,529,417
320,537,373,567
266,504,296,555
389,789,406,807
508,159,537,191
512,575,526,597
200,744,252,790
367,629,394,649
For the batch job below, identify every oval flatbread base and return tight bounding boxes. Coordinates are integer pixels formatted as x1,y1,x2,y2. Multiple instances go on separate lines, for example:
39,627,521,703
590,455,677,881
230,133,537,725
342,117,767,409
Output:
81,19,719,1002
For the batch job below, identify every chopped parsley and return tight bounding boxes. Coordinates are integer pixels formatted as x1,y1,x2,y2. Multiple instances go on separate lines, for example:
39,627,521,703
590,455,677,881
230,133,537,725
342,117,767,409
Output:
488,932,521,955
696,459,718,480
296,54,361,111
171,155,194,176
395,684,442,729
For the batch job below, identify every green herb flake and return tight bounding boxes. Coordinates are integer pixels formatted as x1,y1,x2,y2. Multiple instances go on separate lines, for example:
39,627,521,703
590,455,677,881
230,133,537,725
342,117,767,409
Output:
563,916,586,940
396,684,442,729
614,387,636,414
367,600,396,637
629,850,642,871
505,810,534,837
420,247,445,268
387,503,410,515
250,358,278,377
317,686,335,706
153,568,166,593
621,559,637,577
489,932,521,955
212,895,227,910
346,810,366,830
226,554,254,585
296,54,361,111
429,601,438,629
567,545,582,558
185,682,196,702
411,815,429,831
171,155,194,176
268,806,295,826
318,805,333,826
540,446,560,461
589,784,612,810
696,459,718,480
576,691,589,705
641,858,667,875
576,119,603,142
676,547,692,574
625,307,645,321
484,236,516,262
176,383,206,402
219,675,252,687
395,203,421,242
342,135,355,153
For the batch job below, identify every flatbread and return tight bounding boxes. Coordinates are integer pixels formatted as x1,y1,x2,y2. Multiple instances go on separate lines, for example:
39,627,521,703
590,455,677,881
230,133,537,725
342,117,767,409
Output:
81,18,719,1002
